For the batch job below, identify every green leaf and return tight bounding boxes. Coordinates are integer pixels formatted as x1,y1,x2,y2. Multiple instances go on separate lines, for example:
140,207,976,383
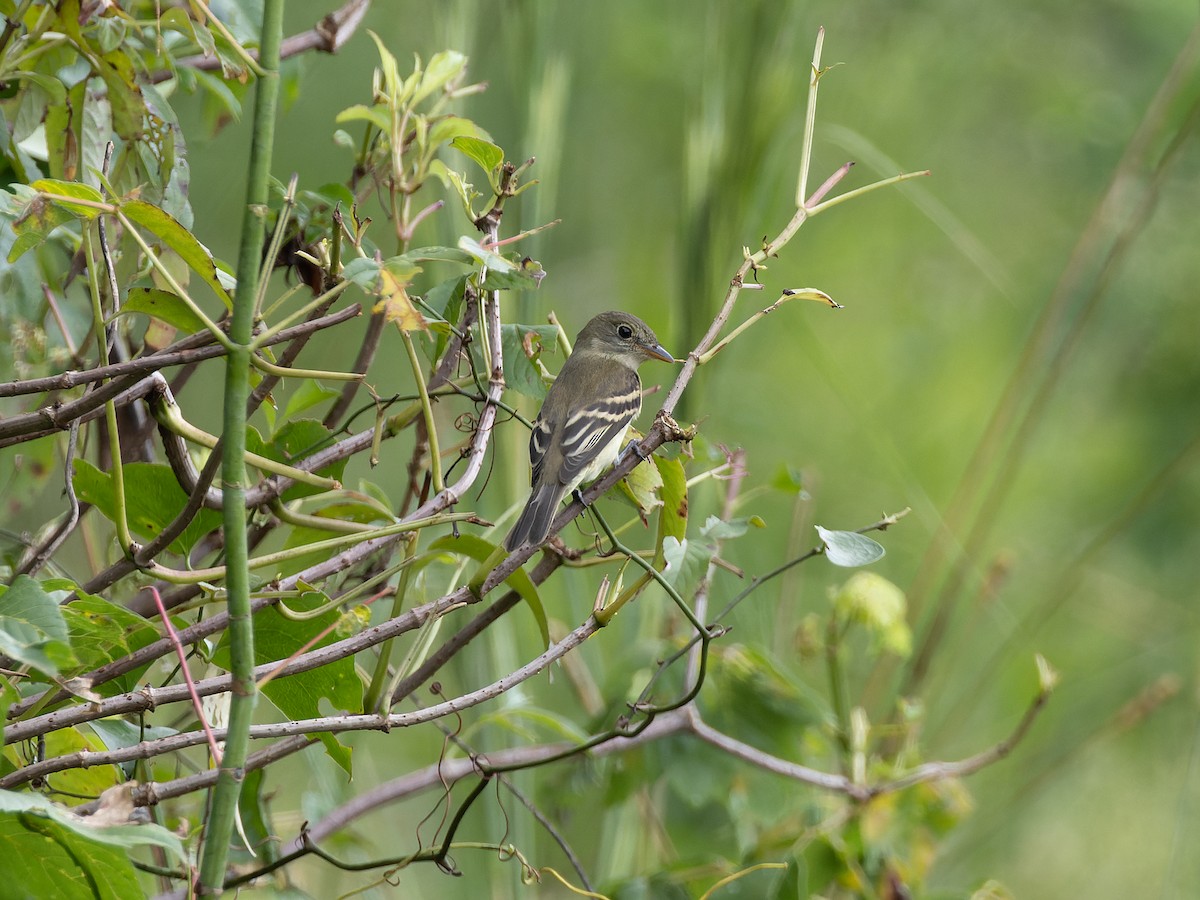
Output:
236,768,278,867
44,99,73,182
8,71,67,104
0,576,76,676
0,788,186,879
94,18,127,56
75,83,113,201
59,588,159,694
430,161,481,218
208,30,254,82
0,435,58,519
397,245,475,265
481,261,546,291
451,135,504,173
245,419,345,501
367,31,402,101
0,680,15,746
9,190,75,262
356,479,395,511
456,237,545,291
0,811,141,900
381,255,422,285
615,452,665,523
303,499,392,526
427,115,491,150
500,323,558,399
139,82,193,228
334,102,391,132
815,526,885,567
771,464,810,498
412,50,467,106
213,592,361,774
192,68,243,121
9,71,62,146
37,727,120,799
456,235,515,272
767,858,803,900
172,3,214,53
424,273,467,317
282,378,342,424
700,515,764,541
118,287,208,333
654,456,689,558
120,198,233,308
660,536,712,590
72,460,224,556
341,256,381,288
93,48,143,143
88,719,177,779
29,179,103,218
7,229,53,263
429,534,549,648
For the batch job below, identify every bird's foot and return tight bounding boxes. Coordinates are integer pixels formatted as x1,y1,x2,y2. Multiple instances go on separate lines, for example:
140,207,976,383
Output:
617,440,648,467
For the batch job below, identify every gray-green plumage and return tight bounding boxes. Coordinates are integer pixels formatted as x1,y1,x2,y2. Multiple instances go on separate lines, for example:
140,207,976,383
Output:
504,311,674,551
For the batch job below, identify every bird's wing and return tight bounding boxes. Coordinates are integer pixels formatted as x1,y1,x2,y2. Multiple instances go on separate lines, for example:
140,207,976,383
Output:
528,414,553,488
557,368,642,486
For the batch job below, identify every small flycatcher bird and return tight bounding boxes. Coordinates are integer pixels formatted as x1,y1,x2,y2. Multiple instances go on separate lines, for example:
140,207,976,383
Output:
504,310,674,551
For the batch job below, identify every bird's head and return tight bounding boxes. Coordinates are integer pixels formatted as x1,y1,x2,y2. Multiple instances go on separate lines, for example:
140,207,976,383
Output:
575,310,674,368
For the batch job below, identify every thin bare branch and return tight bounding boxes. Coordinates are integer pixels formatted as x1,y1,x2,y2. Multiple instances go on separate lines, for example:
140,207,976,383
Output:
148,0,372,84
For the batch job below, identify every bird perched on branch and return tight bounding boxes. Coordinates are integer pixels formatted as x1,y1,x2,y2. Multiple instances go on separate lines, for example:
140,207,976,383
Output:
504,310,675,551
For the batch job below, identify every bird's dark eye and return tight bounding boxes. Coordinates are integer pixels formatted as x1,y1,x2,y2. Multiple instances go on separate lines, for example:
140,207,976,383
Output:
617,324,634,340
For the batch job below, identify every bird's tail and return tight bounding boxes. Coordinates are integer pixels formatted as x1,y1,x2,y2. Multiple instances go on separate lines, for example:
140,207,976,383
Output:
503,484,564,551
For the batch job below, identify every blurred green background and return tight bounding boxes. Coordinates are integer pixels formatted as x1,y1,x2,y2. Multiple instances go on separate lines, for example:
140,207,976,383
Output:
168,0,1199,896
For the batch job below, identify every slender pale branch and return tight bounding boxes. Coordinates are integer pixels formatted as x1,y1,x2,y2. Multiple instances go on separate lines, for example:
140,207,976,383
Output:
870,659,1055,796
0,304,359,399
148,0,372,84
4,608,603,757
698,288,841,365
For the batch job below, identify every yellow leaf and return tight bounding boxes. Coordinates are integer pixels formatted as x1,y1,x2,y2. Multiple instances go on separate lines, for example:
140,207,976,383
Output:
373,268,427,331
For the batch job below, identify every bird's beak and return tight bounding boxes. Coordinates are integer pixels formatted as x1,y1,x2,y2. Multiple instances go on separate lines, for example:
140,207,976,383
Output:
642,342,675,363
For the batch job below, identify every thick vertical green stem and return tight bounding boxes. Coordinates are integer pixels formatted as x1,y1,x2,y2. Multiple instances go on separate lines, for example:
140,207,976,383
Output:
197,0,284,892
